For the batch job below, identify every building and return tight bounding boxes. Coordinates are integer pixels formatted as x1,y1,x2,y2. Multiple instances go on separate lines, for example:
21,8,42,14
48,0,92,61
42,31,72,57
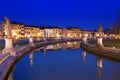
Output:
40,26,62,38
0,20,4,38
11,22,25,39
44,28,54,38
81,30,92,39
63,27,81,39
53,27,62,39
39,29,44,38
24,25,40,38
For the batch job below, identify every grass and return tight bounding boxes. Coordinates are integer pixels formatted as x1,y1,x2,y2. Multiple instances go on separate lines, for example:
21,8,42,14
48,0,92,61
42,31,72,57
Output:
88,39,120,49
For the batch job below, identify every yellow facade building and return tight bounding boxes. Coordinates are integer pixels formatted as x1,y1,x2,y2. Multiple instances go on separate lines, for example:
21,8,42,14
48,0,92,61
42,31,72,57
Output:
24,25,40,38
63,27,81,38
11,22,25,39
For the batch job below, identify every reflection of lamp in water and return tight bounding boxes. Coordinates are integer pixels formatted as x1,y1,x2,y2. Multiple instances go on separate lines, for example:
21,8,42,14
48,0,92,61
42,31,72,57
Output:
29,52,33,67
82,50,86,63
96,57,103,80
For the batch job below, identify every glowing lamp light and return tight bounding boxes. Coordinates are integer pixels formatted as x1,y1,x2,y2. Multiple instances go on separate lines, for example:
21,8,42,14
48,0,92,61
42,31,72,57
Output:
38,33,40,36
67,42,70,44
84,34,88,37
67,34,70,36
13,32,17,36
56,33,59,36
25,35,27,37
96,34,99,37
28,35,30,38
74,42,76,44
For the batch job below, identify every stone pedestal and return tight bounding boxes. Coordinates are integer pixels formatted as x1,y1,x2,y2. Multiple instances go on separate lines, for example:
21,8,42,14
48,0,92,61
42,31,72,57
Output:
97,37,104,48
29,38,34,46
2,39,13,55
82,36,87,44
5,39,13,49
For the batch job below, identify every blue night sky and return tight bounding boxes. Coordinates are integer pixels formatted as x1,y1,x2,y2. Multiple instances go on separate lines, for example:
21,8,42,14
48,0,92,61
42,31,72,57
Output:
0,0,120,30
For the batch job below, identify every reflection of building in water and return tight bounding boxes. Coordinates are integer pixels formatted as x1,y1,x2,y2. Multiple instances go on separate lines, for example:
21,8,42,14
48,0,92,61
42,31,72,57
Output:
29,52,34,67
62,43,67,49
41,42,81,50
53,43,62,50
62,41,80,49
46,45,54,50
96,57,103,80
45,44,62,50
82,50,86,63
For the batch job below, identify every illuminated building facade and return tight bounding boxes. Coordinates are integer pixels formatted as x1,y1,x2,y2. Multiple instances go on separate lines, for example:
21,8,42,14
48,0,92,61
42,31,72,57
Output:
0,19,92,39
63,27,81,38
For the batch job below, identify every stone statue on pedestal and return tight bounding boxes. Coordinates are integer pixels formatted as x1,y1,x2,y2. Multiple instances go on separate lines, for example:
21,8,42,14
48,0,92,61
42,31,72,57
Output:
97,24,104,48
97,24,103,37
4,17,12,39
3,17,14,55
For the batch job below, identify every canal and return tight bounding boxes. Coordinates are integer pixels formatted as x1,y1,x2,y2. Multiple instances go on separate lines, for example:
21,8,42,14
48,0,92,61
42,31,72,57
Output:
7,41,120,80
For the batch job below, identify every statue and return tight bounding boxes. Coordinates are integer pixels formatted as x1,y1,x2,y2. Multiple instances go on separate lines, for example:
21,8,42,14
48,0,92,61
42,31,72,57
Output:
97,24,103,37
4,17,12,39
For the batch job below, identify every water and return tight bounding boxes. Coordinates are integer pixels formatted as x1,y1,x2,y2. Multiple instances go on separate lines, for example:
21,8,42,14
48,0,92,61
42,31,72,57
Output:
8,41,120,80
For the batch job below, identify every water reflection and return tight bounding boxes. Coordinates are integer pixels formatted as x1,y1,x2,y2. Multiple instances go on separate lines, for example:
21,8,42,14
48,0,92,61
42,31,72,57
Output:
6,41,120,80
39,41,81,51
43,46,47,56
29,52,34,67
96,57,103,80
82,49,86,63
